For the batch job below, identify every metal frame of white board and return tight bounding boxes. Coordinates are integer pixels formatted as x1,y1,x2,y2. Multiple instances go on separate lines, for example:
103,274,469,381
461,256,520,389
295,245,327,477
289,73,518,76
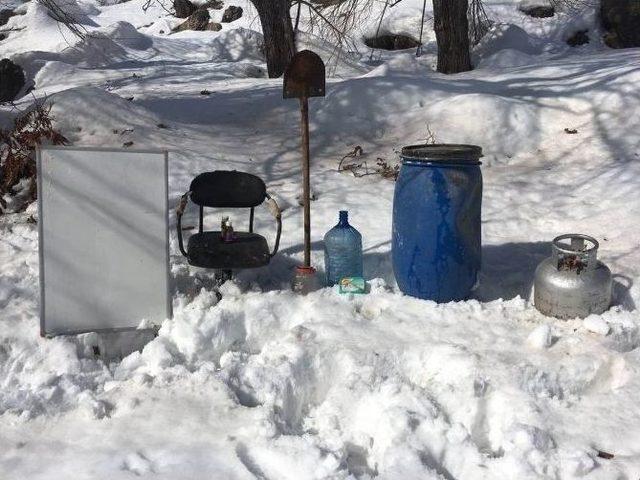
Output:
37,146,172,337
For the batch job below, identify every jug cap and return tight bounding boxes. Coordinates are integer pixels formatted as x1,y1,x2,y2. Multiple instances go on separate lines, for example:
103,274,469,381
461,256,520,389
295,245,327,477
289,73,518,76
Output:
401,144,482,164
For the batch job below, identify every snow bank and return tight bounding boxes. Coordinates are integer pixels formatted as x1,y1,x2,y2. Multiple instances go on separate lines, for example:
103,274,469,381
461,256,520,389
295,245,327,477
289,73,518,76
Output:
208,27,264,62
48,86,163,147
315,48,640,170
1,0,97,56
2,268,638,477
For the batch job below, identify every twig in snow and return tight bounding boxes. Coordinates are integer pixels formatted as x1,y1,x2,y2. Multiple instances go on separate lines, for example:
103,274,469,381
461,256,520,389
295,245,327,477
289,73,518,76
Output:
37,0,88,41
337,146,399,181
596,450,614,460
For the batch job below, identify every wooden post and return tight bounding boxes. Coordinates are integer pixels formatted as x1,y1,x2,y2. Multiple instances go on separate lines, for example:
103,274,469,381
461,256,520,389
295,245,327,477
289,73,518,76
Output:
300,96,311,267
283,50,325,278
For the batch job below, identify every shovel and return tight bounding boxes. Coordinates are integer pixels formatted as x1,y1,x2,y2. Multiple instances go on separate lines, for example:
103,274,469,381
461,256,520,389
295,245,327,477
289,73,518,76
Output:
284,50,325,289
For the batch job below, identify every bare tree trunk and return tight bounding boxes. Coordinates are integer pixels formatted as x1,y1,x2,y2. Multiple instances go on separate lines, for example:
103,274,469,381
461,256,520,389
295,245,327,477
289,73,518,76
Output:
433,0,472,74
601,0,640,48
250,0,296,78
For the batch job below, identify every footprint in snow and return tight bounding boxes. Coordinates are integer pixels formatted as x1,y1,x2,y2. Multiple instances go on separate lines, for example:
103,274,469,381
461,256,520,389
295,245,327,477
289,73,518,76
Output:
121,451,155,476
235,442,269,480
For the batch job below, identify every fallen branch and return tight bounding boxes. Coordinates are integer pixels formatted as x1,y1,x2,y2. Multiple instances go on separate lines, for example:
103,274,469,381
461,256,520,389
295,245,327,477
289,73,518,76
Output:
0,98,68,213
337,146,399,181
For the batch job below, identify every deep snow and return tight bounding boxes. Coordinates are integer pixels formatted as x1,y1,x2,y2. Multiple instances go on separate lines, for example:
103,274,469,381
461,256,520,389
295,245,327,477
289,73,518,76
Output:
1,0,640,478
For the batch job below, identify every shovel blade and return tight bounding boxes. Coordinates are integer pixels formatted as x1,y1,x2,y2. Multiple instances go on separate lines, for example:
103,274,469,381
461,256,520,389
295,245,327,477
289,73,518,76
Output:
283,50,326,99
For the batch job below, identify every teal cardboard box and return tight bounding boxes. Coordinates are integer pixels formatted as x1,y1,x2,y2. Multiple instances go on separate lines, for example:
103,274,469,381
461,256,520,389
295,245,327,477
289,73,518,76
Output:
339,277,366,294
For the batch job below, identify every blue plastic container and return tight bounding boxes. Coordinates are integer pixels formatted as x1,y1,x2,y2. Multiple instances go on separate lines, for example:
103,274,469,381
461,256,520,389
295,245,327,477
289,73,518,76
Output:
324,211,363,286
392,144,482,302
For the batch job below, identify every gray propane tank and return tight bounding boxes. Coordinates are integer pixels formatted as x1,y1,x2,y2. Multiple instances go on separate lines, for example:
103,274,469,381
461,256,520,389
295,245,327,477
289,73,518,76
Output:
534,234,612,319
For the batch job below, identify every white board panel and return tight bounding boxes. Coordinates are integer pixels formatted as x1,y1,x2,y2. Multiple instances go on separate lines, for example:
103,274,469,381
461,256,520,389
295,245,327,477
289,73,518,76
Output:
38,146,171,336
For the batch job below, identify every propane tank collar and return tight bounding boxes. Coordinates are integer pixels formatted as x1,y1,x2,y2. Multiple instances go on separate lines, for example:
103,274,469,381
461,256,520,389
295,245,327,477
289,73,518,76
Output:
552,234,599,273
552,234,599,255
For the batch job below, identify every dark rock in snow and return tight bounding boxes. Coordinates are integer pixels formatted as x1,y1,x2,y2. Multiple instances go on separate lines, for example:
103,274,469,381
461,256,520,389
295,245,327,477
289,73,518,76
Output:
519,4,555,18
174,0,197,18
173,8,210,32
602,0,640,48
566,30,589,47
206,22,222,31
0,58,25,103
244,65,265,78
221,5,242,23
364,34,420,50
0,9,16,26
0,34,6,41
204,0,224,9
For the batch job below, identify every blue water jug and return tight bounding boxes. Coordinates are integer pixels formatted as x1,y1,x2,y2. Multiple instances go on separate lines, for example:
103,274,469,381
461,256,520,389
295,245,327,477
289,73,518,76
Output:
324,211,363,286
392,144,482,302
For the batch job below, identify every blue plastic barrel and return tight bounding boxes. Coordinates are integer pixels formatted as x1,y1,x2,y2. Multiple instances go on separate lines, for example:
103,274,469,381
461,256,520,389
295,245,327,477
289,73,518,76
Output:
392,144,482,302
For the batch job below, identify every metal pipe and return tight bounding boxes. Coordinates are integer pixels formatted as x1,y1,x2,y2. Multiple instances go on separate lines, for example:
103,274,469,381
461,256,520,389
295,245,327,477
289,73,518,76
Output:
294,0,302,41
176,209,188,258
417,0,427,57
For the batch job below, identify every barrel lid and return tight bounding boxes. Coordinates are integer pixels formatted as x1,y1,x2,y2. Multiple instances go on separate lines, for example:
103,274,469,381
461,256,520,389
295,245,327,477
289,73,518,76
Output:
401,144,483,164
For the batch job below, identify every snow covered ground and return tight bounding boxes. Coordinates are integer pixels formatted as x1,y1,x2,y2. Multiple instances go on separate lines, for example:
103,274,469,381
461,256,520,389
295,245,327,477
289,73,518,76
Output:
1,0,640,478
